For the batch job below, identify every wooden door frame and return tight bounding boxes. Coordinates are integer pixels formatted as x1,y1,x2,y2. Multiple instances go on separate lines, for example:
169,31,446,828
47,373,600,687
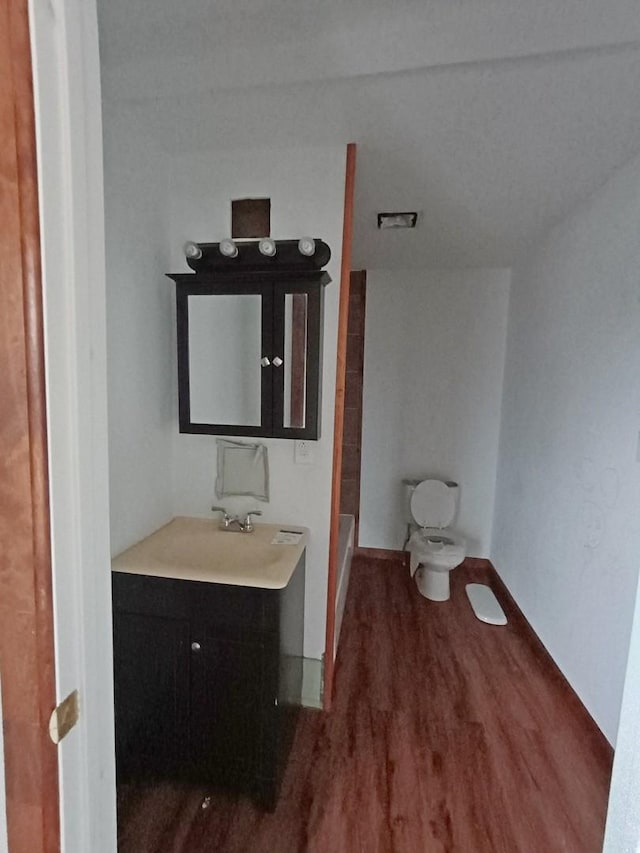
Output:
0,1,60,850
323,143,356,710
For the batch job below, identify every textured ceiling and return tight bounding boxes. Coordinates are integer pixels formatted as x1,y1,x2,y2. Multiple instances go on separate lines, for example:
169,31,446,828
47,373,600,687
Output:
98,0,640,268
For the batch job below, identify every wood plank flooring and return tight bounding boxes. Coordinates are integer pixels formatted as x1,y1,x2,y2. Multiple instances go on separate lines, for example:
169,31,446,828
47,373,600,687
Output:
117,556,613,852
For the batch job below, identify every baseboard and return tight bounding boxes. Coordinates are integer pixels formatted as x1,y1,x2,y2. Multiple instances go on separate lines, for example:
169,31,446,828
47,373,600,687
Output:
301,657,324,710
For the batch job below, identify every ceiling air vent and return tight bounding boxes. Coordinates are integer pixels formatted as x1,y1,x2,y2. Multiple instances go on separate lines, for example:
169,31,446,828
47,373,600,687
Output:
377,211,418,229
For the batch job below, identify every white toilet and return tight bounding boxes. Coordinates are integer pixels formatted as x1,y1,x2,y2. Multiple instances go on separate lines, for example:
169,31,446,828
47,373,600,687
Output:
405,478,466,601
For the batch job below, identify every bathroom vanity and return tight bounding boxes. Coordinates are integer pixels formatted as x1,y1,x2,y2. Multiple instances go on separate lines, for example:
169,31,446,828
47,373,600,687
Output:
111,517,307,810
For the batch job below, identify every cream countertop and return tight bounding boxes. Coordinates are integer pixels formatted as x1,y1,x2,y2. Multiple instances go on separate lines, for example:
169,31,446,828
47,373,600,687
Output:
111,516,308,590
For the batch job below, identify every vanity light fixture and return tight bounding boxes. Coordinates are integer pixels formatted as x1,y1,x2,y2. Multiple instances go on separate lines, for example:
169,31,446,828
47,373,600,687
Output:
258,238,277,257
183,240,202,260
219,238,239,258
377,211,418,229
297,237,316,257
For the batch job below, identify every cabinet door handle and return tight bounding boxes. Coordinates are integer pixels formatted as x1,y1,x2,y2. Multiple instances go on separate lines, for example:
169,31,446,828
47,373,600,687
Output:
191,642,201,652
272,356,283,368
260,356,270,367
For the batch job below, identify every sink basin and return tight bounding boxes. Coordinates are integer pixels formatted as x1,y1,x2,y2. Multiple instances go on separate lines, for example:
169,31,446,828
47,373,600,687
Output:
157,528,284,571
111,516,308,589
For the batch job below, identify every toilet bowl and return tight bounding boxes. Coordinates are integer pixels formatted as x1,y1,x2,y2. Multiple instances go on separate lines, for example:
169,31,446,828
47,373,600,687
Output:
406,479,466,601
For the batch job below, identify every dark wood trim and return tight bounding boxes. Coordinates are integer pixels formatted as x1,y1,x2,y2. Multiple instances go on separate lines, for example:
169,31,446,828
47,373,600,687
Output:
324,143,357,711
271,281,286,433
169,270,332,288
175,285,193,432
1,1,60,850
283,282,322,441
261,285,275,433
181,239,332,276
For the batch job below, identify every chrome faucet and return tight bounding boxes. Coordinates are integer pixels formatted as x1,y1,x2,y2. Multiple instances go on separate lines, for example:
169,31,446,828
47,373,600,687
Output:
211,506,262,533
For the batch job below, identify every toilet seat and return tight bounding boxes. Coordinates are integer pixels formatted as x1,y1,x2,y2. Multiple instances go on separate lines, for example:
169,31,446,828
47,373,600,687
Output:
408,529,465,574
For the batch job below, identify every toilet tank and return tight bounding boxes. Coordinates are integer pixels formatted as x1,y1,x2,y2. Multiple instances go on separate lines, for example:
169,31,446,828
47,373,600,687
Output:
402,478,460,525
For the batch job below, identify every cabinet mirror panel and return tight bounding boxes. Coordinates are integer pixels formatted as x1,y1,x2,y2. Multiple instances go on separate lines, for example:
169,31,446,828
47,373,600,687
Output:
188,294,262,426
283,293,308,430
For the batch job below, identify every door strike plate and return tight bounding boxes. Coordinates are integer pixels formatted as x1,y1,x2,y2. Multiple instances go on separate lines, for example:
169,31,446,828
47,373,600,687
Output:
49,689,80,744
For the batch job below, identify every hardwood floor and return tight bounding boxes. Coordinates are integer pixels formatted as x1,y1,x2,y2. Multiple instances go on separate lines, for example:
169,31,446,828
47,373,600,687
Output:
117,556,613,852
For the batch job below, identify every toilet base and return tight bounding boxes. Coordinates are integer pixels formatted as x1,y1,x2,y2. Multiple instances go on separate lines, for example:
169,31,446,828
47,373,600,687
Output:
416,566,451,601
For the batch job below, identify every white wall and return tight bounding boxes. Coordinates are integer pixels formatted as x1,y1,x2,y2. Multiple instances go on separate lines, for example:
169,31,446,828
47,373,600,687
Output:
104,103,175,555
492,150,640,744
168,146,346,661
359,269,510,555
604,568,640,851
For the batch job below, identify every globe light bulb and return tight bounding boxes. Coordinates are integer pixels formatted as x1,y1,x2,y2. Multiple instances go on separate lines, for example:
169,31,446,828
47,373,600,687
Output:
219,239,238,258
258,238,277,257
183,240,202,260
298,237,316,257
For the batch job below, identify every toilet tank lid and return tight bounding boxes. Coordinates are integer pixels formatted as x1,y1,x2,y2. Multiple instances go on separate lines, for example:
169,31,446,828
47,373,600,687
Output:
410,479,456,528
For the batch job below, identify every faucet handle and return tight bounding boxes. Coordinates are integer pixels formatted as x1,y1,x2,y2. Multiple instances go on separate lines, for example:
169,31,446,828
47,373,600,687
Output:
211,505,231,527
243,510,262,532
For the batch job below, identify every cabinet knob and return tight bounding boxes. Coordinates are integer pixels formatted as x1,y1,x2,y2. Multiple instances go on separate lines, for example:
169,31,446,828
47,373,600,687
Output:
260,356,270,367
272,356,283,368
191,642,201,652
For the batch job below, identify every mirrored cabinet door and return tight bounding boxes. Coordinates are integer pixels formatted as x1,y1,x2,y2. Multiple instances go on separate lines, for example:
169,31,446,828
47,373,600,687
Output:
176,282,274,436
272,284,322,439
283,293,308,430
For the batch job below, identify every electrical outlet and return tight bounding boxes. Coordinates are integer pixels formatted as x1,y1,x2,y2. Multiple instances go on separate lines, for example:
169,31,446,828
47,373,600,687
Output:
295,439,314,465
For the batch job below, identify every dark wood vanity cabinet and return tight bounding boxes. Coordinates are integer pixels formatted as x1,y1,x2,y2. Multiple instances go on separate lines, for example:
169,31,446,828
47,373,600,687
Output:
112,555,305,810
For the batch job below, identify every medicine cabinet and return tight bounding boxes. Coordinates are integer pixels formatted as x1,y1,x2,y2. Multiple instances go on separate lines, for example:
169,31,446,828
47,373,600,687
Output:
168,239,331,439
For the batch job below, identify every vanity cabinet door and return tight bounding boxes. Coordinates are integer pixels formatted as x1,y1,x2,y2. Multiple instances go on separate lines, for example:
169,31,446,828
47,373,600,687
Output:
113,610,190,782
188,628,273,786
111,567,304,809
